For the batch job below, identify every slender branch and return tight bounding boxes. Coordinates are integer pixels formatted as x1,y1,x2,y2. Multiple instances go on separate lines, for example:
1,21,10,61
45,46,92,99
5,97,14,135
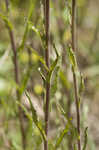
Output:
72,68,81,150
72,0,81,150
45,0,50,68
5,0,26,149
72,0,76,51
44,0,50,150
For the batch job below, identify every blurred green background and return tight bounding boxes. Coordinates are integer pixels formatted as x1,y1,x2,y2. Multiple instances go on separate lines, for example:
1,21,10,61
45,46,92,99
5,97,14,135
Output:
0,0,99,150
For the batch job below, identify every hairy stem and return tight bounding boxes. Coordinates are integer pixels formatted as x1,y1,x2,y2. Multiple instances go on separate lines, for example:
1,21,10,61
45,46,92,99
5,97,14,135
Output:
5,0,26,149
72,0,81,150
44,0,50,150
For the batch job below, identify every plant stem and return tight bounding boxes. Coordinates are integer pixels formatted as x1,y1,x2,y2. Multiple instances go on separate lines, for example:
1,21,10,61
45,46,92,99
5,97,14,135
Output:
72,0,76,51
44,0,50,150
72,0,81,150
5,0,26,149
72,69,81,150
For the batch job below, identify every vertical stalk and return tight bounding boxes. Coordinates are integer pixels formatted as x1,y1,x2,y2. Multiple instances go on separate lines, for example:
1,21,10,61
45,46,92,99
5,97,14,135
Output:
44,0,50,150
72,0,76,51
42,0,46,18
72,0,81,150
5,0,26,149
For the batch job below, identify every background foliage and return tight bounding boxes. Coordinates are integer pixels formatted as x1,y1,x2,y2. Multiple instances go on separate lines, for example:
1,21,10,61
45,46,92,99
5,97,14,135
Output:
0,0,99,149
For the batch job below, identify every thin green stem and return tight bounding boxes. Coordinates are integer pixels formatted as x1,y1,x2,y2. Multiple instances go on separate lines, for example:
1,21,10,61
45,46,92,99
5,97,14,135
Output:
72,0,81,150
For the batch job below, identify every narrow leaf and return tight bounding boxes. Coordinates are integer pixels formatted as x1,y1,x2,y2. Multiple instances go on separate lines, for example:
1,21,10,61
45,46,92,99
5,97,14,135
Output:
31,25,40,37
59,70,70,90
67,46,77,69
51,66,60,98
16,101,32,122
83,127,88,150
0,13,13,30
47,58,58,83
47,44,59,83
25,91,46,141
79,72,85,95
18,2,34,51
56,102,73,127
36,122,46,142
53,43,59,58
25,91,38,123
38,67,46,83
19,67,32,96
27,46,49,71
55,126,69,149
29,22,46,49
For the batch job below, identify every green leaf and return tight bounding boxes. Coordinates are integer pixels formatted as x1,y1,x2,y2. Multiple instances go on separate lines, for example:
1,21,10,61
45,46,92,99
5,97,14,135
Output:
31,25,40,37
79,72,85,95
47,44,60,83
27,46,49,71
25,91,46,141
63,7,71,24
18,2,34,51
59,70,70,90
56,102,78,141
25,91,38,123
67,46,77,69
51,66,60,98
36,122,46,142
54,126,69,149
53,43,59,58
16,101,32,122
47,58,58,83
83,127,88,150
28,22,46,49
0,13,13,30
19,67,32,96
56,102,73,127
38,67,46,83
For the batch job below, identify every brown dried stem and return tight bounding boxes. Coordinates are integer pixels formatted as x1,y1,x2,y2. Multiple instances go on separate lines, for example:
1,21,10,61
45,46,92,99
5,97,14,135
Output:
44,0,50,150
72,0,81,150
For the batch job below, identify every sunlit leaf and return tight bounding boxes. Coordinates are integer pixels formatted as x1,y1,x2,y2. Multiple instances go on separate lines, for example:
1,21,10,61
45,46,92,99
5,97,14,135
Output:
28,22,46,49
38,67,46,82
67,46,77,69
54,126,69,149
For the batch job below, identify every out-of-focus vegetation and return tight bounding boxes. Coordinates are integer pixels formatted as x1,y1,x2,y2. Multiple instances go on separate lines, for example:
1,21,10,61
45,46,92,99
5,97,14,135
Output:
0,0,99,150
